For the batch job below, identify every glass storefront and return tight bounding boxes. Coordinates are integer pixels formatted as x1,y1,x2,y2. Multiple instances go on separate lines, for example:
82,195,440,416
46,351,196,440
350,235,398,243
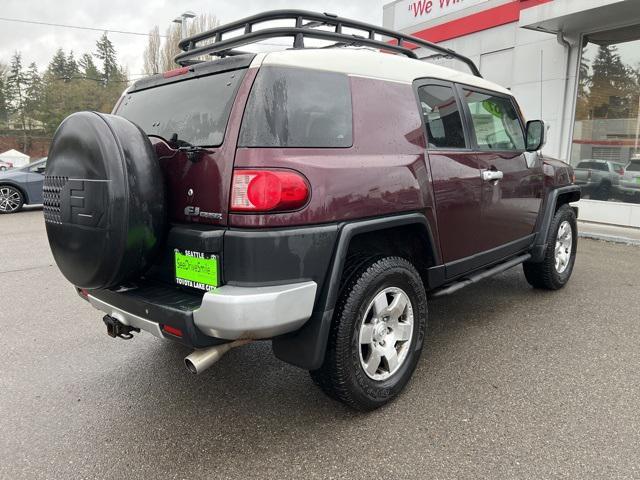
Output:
571,25,640,204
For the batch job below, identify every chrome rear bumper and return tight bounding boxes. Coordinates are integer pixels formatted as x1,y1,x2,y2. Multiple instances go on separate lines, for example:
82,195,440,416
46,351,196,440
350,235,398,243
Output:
193,281,317,339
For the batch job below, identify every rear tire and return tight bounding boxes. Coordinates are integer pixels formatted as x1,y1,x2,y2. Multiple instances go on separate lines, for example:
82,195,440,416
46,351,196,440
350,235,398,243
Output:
591,182,611,201
0,185,24,214
310,256,427,411
523,204,577,290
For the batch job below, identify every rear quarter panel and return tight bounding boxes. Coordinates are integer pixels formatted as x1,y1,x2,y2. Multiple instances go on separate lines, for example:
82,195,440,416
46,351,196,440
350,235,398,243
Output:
230,76,438,238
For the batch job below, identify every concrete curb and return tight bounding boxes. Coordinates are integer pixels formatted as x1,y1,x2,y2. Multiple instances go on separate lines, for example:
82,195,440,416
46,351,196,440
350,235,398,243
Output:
578,232,640,246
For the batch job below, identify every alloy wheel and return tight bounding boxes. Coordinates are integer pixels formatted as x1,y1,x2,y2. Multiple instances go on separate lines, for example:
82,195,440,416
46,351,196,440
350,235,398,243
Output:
358,287,414,381
0,187,22,213
554,220,573,273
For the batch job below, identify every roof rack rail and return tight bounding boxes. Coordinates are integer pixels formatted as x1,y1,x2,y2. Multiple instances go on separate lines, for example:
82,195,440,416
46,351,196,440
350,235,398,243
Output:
174,9,482,77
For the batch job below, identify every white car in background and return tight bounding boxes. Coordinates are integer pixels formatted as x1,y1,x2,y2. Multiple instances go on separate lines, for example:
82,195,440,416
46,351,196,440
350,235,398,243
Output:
620,155,640,203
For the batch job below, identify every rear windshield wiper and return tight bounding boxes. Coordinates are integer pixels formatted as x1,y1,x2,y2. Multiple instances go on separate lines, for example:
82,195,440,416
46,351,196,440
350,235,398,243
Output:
169,134,207,162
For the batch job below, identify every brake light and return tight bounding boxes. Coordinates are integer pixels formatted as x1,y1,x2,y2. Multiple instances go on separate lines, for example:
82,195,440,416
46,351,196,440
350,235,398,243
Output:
615,167,624,175
163,66,190,78
161,325,183,337
230,169,310,212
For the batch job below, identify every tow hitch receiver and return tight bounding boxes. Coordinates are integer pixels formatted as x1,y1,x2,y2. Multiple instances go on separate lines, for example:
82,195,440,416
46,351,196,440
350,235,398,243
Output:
103,315,140,340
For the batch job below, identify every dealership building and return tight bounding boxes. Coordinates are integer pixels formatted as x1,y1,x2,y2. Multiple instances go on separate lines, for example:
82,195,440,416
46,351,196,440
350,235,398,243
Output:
383,0,640,227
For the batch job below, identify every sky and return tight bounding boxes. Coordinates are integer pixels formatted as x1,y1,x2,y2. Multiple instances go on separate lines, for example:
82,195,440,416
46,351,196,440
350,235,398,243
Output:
0,0,388,79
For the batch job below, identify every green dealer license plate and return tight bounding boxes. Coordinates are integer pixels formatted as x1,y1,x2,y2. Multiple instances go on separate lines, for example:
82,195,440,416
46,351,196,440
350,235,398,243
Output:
174,249,219,291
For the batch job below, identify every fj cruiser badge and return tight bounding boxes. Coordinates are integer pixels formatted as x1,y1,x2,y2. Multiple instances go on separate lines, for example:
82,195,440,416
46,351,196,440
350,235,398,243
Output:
184,206,222,221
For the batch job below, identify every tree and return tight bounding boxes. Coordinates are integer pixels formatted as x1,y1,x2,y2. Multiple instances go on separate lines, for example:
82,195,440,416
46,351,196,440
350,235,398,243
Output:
48,48,68,78
7,52,28,147
143,26,161,75
95,32,125,84
0,62,8,125
154,13,220,72
65,51,79,79
78,53,100,80
160,24,182,73
24,62,42,130
588,45,635,119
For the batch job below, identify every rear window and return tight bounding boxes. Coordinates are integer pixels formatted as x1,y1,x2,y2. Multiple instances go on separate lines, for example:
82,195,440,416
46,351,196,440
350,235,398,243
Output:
577,161,608,171
116,69,245,147
239,66,352,148
627,160,640,172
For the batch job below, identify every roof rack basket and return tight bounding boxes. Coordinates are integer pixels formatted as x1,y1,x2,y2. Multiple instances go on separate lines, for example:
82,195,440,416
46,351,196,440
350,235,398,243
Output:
175,9,481,77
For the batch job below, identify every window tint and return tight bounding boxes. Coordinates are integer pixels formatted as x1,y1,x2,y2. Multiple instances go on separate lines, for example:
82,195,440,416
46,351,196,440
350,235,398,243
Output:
117,69,245,147
417,85,466,149
463,90,525,151
239,66,352,148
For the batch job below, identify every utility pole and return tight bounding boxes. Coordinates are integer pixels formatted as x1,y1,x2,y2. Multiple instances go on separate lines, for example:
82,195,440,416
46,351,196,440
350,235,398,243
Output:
173,11,196,39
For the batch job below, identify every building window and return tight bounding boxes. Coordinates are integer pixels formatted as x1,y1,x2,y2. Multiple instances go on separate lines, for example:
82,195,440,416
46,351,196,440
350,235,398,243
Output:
571,25,640,204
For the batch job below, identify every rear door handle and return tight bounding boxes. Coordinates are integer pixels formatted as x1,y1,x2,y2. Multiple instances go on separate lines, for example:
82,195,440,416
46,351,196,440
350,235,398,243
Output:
482,170,504,182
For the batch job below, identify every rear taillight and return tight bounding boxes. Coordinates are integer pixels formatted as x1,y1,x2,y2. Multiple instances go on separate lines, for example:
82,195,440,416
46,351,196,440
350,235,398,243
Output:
587,169,592,180
615,167,624,175
230,169,310,212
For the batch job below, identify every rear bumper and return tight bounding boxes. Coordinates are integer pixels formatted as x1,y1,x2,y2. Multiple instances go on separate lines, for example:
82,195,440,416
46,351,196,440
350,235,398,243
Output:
194,282,317,339
87,280,317,344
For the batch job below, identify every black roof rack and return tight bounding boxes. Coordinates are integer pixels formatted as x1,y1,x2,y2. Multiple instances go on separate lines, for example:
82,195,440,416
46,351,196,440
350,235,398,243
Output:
175,9,482,77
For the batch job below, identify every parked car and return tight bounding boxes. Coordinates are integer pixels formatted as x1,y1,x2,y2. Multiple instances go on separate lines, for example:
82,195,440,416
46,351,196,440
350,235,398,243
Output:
0,160,13,171
43,10,580,411
573,159,625,200
0,158,46,214
619,155,640,203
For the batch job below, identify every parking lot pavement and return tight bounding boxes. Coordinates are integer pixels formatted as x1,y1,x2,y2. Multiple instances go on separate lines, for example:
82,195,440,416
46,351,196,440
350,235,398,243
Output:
1,210,639,480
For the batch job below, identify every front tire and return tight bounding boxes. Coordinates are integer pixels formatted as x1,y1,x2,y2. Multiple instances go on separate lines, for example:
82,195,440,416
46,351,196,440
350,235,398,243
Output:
0,186,24,214
523,204,577,290
311,256,427,411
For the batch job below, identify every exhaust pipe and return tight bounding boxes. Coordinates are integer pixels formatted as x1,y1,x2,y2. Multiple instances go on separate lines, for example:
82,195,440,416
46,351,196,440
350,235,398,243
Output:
184,339,251,374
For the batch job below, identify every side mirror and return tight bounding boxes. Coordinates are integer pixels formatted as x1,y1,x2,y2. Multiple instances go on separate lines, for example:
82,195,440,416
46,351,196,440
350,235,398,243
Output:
36,167,46,174
525,120,546,152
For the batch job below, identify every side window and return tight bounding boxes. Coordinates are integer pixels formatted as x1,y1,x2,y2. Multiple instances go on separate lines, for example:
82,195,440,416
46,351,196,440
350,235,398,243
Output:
417,85,466,149
29,162,46,173
462,90,525,151
239,66,352,148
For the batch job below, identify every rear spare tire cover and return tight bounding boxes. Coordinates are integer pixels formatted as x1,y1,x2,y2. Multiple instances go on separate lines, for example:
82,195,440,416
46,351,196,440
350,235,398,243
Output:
44,111,166,289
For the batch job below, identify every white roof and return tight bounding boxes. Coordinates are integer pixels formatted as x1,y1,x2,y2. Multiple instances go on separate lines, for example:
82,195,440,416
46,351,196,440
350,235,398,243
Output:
251,48,510,95
0,149,30,159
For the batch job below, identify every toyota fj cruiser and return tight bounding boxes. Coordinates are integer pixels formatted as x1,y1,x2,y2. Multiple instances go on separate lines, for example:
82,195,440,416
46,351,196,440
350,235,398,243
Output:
44,10,580,411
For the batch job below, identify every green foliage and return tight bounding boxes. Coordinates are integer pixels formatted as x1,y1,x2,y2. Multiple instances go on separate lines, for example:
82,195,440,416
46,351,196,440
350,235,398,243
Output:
95,33,126,85
0,33,128,141
0,63,8,124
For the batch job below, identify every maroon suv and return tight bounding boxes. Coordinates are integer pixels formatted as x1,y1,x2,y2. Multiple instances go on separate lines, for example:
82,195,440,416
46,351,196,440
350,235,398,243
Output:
44,11,580,410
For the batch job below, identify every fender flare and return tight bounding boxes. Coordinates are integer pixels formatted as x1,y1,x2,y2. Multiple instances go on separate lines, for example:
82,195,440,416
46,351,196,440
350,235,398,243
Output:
272,213,439,370
530,185,581,262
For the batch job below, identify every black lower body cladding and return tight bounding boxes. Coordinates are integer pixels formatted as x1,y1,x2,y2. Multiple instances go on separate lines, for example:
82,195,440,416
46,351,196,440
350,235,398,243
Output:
45,111,166,289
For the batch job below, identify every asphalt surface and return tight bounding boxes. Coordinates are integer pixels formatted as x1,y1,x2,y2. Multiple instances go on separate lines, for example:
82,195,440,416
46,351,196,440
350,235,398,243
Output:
1,209,639,480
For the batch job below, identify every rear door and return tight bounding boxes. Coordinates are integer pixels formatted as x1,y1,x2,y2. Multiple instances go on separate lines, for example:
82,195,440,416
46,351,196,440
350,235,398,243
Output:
115,57,254,226
457,86,543,252
25,160,47,203
416,80,485,264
